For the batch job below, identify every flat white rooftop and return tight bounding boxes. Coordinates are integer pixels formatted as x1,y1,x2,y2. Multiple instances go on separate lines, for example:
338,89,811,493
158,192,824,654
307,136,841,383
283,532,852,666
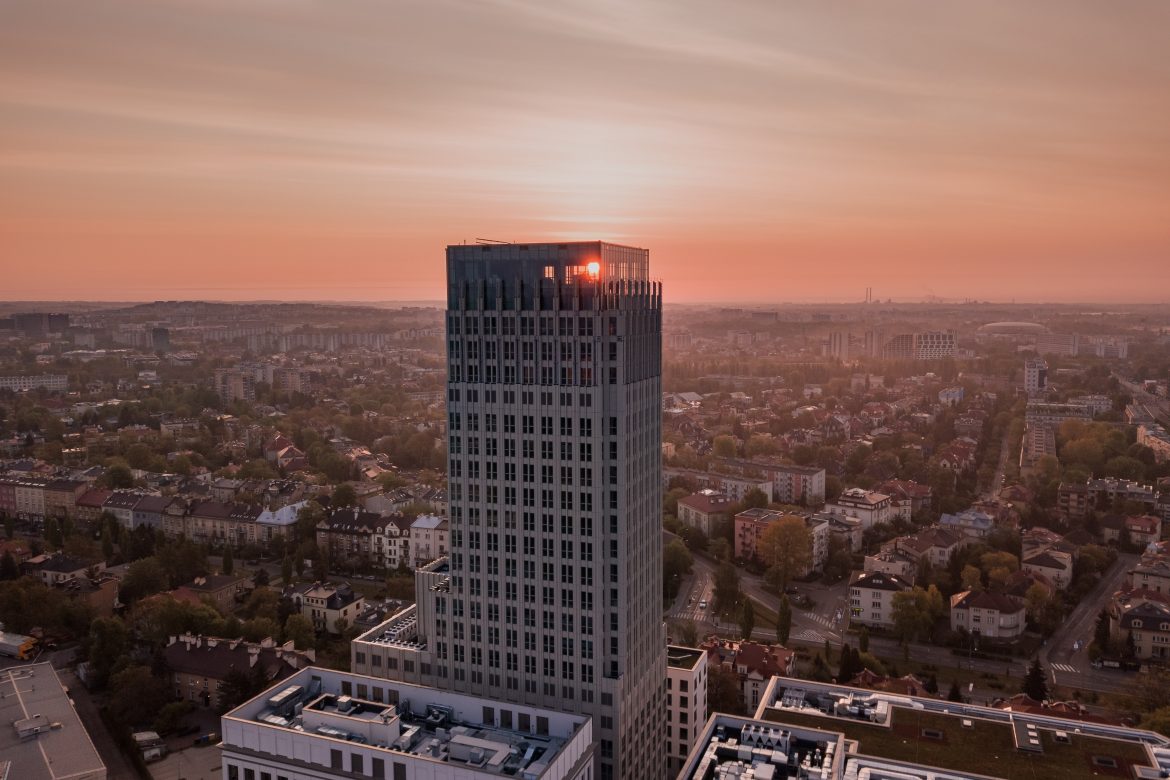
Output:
222,666,592,780
0,664,106,780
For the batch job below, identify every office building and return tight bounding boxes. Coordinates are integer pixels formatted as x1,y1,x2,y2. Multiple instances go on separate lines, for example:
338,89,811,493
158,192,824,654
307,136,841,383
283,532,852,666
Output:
220,666,594,780
356,242,664,780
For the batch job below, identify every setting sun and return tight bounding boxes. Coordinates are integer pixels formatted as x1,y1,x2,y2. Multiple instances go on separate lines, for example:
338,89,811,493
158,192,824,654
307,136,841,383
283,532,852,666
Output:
587,261,600,278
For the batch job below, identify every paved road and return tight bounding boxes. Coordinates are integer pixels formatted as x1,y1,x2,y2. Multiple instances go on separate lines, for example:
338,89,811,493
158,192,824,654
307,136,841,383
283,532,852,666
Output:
58,667,141,780
665,541,848,644
1044,551,1137,693
982,427,1013,500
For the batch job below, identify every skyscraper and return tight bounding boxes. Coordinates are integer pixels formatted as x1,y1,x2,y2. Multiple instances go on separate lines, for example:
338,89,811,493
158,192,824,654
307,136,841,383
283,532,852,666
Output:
353,241,665,780
445,241,664,780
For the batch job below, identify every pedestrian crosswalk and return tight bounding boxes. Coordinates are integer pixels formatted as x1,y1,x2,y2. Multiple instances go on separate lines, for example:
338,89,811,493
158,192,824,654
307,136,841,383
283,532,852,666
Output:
792,629,825,644
808,613,835,628
1051,663,1078,673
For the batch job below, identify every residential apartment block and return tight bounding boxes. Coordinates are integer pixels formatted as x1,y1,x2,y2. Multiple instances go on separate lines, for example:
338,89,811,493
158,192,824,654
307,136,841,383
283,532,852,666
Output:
677,489,734,538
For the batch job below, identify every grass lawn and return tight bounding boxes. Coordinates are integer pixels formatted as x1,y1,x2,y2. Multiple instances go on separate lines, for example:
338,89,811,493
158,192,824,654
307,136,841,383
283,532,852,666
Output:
761,706,1149,779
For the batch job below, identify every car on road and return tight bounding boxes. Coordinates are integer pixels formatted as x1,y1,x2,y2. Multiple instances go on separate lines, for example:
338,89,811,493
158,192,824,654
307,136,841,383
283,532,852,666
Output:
698,600,708,610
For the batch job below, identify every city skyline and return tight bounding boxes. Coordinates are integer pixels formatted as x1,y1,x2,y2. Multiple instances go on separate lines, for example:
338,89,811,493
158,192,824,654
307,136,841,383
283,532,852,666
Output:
4,1,1170,303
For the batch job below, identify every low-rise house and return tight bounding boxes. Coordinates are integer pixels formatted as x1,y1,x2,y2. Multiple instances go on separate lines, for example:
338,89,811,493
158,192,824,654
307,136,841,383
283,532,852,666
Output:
409,514,448,567
892,525,968,569
53,573,120,617
825,488,893,531
848,669,935,698
165,633,314,708
677,490,734,538
874,479,933,518
290,581,364,634
934,439,978,472
848,571,912,629
939,508,994,539
1101,514,1161,548
30,554,104,586
1022,549,1074,590
1129,553,1170,595
1003,569,1055,601
173,574,247,613
1114,599,1170,660
862,549,918,581
949,590,1026,640
701,637,795,712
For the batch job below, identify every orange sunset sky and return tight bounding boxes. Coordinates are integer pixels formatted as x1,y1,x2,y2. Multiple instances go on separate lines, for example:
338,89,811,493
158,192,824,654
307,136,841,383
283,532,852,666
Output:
2,1,1169,303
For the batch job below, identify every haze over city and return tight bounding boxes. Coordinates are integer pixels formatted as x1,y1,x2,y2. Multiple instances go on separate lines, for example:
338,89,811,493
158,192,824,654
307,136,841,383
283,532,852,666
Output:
7,3,1170,780
4,0,1170,303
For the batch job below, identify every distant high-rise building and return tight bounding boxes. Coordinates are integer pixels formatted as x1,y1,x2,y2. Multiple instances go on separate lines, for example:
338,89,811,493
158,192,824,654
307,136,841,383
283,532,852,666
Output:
444,241,664,780
353,242,665,780
150,327,170,352
214,368,255,402
1034,332,1079,357
826,330,849,361
10,312,69,335
1024,357,1048,394
876,330,956,360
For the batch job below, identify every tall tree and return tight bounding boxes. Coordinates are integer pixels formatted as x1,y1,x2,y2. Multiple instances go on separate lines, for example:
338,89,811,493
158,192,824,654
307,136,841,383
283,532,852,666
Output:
222,545,234,576
757,516,812,591
738,599,755,639
84,616,129,689
707,665,745,715
947,680,963,702
776,595,792,645
1022,657,1049,701
1094,608,1112,653
662,539,693,600
891,587,934,644
0,552,18,581
284,613,315,650
713,561,741,616
108,664,170,725
331,483,358,508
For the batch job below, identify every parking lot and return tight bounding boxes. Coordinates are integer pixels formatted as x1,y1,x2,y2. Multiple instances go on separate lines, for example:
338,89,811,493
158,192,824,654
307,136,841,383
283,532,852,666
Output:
149,745,222,780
